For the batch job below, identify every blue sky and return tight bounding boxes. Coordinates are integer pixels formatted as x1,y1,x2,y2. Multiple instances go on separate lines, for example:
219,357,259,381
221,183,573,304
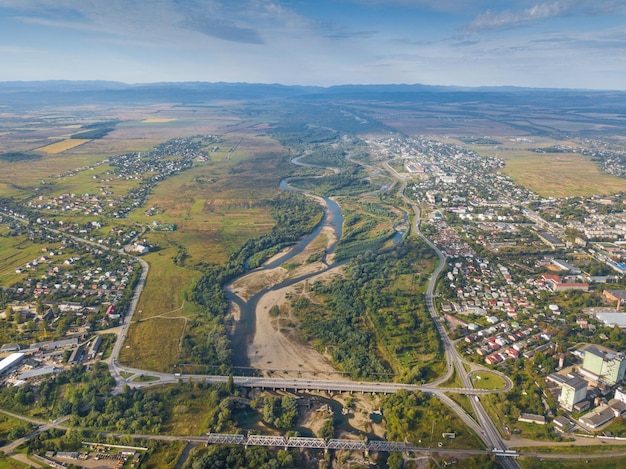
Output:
0,0,624,89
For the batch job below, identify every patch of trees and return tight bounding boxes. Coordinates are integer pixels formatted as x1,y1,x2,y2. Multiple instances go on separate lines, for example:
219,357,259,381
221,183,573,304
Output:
298,145,350,169
292,238,443,381
269,103,389,144
294,275,390,379
318,418,334,440
181,322,233,373
334,231,395,261
71,120,120,140
0,152,41,161
258,395,298,429
382,390,481,450
271,122,338,147
288,165,371,197
185,445,299,469
459,137,502,145
76,385,168,434
0,364,246,437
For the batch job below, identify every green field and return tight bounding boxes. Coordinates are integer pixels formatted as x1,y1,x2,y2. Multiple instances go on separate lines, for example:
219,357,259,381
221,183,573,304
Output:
500,151,625,197
0,453,30,469
471,371,507,390
121,134,290,371
519,457,626,469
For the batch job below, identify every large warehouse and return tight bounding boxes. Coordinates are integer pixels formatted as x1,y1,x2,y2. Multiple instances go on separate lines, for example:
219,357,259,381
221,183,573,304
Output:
0,352,25,376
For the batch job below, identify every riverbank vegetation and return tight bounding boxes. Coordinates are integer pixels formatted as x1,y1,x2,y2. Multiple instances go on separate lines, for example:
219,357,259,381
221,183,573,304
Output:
291,237,443,381
120,133,321,372
288,164,372,197
334,195,405,261
186,191,323,373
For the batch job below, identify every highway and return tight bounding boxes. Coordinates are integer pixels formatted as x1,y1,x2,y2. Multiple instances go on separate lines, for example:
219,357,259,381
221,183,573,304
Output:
108,254,149,394
112,364,511,395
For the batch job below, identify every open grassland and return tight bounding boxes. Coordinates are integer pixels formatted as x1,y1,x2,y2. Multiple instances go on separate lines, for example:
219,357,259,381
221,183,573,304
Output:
119,241,202,371
135,239,203,321
0,152,107,199
471,371,507,390
129,138,282,265
0,235,48,285
37,138,90,154
160,386,228,435
122,134,289,370
519,456,626,469
500,151,625,197
140,440,187,469
121,313,189,371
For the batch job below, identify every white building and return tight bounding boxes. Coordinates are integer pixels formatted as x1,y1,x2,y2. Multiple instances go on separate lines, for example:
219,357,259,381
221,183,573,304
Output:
0,353,25,376
580,347,626,386
559,374,588,411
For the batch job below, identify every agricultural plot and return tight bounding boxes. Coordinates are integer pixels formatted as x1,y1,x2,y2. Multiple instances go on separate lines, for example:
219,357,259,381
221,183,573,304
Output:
37,138,90,154
0,234,49,284
500,151,625,198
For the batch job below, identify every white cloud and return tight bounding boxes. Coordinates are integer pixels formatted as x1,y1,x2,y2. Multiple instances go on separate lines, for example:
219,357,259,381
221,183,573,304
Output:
467,1,574,31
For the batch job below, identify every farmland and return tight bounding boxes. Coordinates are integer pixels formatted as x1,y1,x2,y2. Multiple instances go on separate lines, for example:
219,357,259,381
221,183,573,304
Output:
498,150,626,198
38,138,90,154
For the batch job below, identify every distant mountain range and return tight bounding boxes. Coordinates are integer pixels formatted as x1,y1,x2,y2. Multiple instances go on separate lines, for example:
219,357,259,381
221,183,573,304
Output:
0,79,619,94
1,80,625,111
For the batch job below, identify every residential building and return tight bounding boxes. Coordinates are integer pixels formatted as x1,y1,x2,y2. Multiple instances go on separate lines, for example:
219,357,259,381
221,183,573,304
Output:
581,347,626,386
559,374,588,411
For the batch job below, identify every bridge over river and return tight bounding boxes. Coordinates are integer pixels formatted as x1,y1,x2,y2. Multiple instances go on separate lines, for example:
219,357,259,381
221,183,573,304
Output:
206,433,519,458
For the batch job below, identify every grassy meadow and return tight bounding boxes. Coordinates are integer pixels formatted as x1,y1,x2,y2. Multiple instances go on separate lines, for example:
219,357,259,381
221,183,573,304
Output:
121,133,291,370
500,151,625,197
0,236,46,284
446,137,626,198
471,371,507,391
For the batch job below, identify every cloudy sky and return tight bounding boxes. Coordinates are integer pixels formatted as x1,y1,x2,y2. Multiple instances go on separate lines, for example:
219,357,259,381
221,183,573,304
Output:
0,0,624,89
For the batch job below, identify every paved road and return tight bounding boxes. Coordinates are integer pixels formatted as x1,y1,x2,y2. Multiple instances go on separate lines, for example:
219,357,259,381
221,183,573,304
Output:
108,255,149,393
403,184,519,469
0,414,70,467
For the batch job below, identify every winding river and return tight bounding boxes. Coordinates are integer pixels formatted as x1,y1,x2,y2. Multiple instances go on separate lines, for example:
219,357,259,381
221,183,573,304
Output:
227,152,408,372
227,157,345,370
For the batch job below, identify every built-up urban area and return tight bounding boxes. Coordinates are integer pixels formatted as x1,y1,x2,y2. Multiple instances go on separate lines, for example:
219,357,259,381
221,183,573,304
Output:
369,135,626,435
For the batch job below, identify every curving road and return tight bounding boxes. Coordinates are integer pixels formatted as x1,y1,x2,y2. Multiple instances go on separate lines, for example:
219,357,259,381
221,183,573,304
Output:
400,184,519,469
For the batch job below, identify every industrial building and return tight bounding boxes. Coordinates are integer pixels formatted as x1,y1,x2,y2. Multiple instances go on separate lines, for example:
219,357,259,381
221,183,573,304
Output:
0,352,25,376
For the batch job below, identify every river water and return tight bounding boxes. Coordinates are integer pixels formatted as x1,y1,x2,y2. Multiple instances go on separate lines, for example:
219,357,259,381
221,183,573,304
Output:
228,172,344,370
227,155,406,371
